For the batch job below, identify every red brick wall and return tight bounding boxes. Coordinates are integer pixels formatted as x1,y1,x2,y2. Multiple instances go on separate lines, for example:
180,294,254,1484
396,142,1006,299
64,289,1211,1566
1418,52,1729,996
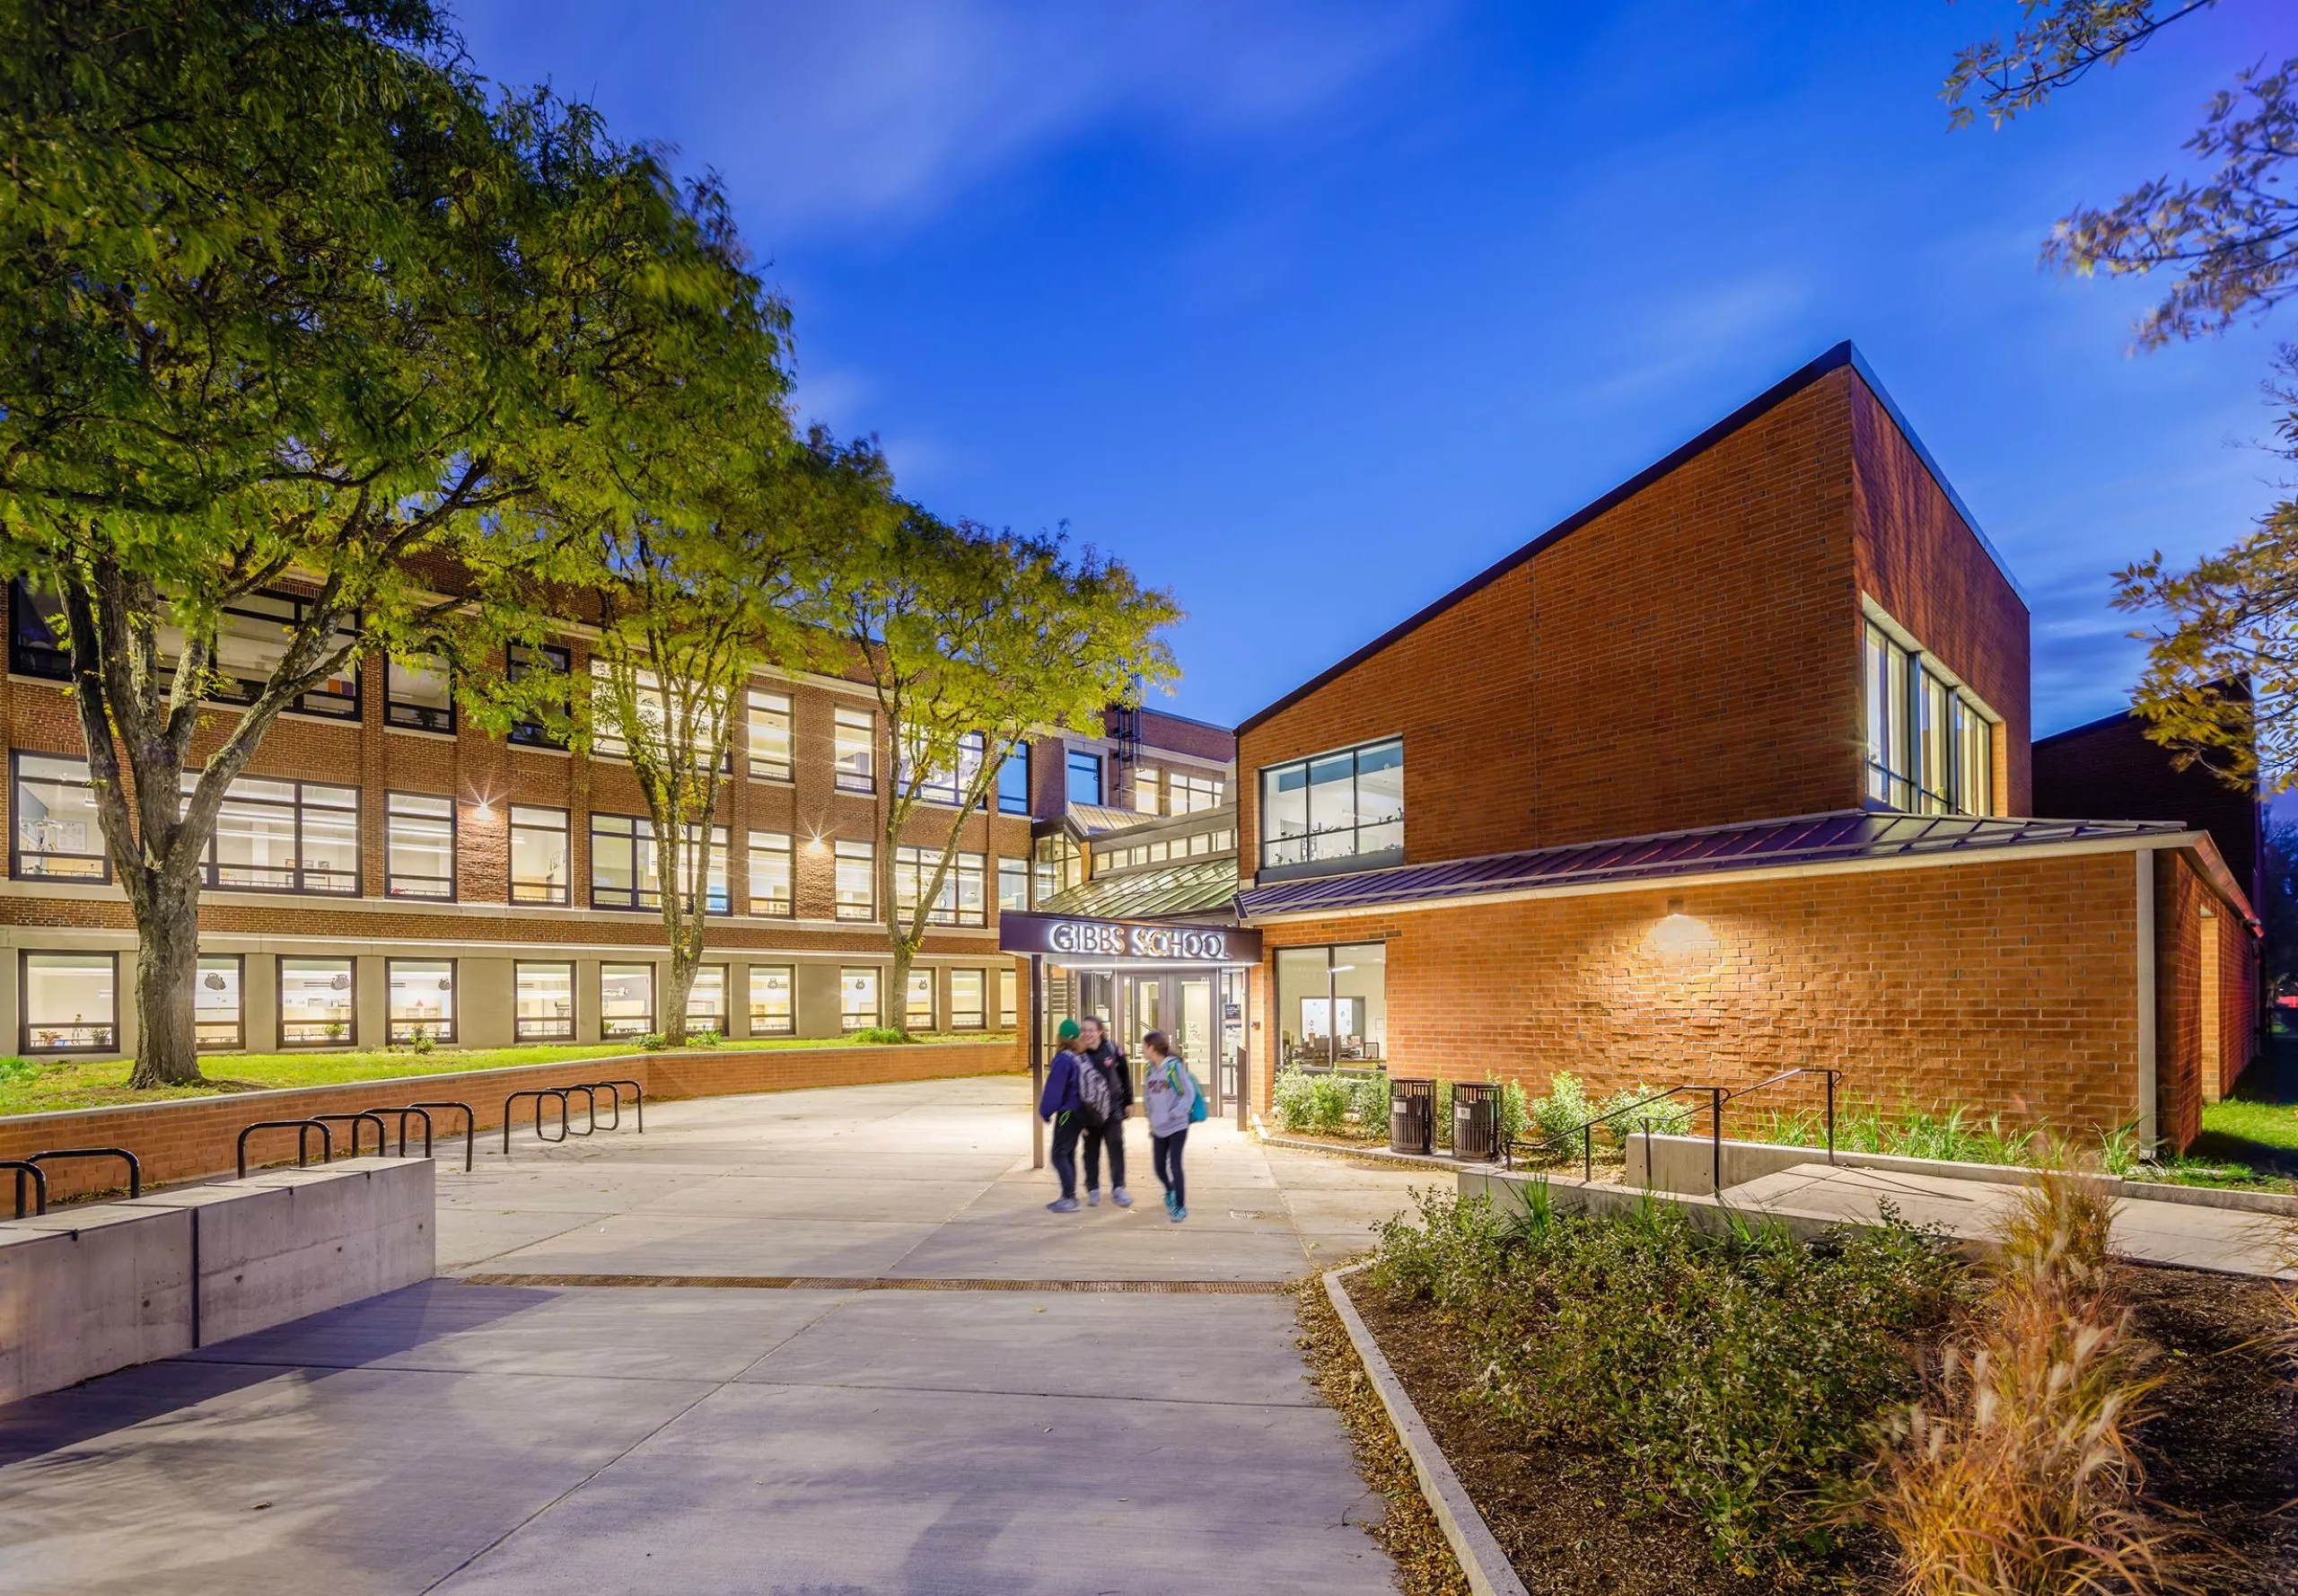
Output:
2152,849,2263,1136
0,1038,1021,1202
1256,850,2157,1144
2035,709,2262,904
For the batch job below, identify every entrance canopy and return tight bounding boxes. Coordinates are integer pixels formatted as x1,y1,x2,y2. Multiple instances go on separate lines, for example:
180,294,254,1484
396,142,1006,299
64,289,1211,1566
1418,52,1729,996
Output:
999,910,1261,969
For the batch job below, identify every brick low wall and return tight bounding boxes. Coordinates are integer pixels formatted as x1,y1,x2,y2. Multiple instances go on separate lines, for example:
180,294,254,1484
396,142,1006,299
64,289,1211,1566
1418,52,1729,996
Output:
1,1038,1020,1202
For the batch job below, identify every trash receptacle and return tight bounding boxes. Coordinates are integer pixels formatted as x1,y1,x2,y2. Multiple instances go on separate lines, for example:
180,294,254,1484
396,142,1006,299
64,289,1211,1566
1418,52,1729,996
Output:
1389,1077,1434,1155
1452,1082,1501,1162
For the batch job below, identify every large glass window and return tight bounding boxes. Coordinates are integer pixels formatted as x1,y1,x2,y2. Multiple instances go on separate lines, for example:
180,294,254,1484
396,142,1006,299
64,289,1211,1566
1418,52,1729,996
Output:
997,855,1029,913
591,662,727,768
1131,765,1162,814
601,963,654,1039
510,805,570,905
385,653,454,733
1034,833,1080,900
747,830,794,916
906,731,985,806
1171,772,1224,814
749,965,794,1035
1259,738,1403,871
748,689,793,781
20,951,118,1053
515,961,574,1040
687,965,728,1035
506,643,570,749
1066,750,1103,806
906,969,935,1030
950,969,986,1030
384,792,455,899
895,847,986,926
834,706,876,793
996,747,1031,815
1863,618,1997,816
835,839,875,920
9,579,70,679
279,956,355,1047
9,581,359,715
840,967,881,1030
13,752,107,881
387,959,456,1044
197,954,243,1049
1275,942,1388,1069
592,815,728,913
191,776,359,895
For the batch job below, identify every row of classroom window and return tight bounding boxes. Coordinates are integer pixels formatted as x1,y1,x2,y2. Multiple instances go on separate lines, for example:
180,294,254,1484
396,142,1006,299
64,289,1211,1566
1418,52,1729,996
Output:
12,754,1037,921
13,951,1020,1055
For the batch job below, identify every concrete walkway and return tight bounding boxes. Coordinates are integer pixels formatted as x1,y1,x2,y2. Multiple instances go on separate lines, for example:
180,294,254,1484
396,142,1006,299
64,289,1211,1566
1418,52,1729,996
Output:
0,1076,1433,1595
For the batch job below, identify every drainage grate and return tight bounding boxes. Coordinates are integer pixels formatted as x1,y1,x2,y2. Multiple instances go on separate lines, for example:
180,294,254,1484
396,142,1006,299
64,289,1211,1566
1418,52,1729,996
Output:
458,1272,1289,1294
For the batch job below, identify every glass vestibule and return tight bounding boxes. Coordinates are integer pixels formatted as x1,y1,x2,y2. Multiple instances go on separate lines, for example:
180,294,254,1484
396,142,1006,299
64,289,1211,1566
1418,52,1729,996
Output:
1046,960,1249,1118
1276,942,1387,1068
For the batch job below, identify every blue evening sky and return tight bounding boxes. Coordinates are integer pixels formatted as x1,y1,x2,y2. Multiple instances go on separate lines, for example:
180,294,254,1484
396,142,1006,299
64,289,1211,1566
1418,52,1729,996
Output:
456,0,2293,735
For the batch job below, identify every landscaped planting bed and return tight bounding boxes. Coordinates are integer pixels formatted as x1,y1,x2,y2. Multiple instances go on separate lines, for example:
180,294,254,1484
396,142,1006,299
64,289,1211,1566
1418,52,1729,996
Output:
1330,1188,2298,1593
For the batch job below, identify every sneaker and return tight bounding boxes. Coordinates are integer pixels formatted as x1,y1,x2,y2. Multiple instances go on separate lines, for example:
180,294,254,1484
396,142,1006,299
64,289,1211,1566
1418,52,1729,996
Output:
1170,1205,1187,1223
1047,1197,1081,1213
1112,1188,1134,1208
1085,1188,1101,1206
1163,1189,1177,1215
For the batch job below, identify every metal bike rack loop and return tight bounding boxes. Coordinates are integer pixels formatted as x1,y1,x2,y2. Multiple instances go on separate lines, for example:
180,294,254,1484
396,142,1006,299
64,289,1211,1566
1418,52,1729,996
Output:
236,1119,332,1179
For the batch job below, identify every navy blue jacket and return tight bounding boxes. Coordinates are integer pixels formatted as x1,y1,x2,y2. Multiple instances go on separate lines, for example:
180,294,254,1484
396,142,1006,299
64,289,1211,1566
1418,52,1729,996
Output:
1039,1048,1082,1120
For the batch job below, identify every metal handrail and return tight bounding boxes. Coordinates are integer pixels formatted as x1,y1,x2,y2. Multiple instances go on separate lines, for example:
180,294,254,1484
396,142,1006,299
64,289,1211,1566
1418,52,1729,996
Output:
407,1101,475,1172
29,1146,142,1199
1715,1066,1842,1166
589,1080,644,1132
4,1159,47,1217
1510,1084,1726,1187
237,1119,331,1179
503,1090,569,1153
309,1112,389,1160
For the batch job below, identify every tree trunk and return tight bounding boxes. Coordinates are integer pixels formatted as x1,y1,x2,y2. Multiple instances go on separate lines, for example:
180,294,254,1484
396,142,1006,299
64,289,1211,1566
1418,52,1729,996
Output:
661,951,695,1046
888,939,916,1040
127,875,205,1087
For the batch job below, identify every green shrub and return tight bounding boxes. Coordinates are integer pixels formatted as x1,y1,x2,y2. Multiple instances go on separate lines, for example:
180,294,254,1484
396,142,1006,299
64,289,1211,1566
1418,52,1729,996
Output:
1432,1077,1452,1147
693,1028,724,1048
1271,1068,1317,1132
635,1032,667,1051
1601,1083,1695,1145
1346,1070,1390,1138
851,1026,909,1046
1365,1188,1964,1569
0,1055,35,1086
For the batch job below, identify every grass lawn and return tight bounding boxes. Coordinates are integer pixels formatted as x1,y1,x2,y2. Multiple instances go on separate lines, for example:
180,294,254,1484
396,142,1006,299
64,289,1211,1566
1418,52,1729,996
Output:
0,1032,1015,1118
2190,1095,2298,1179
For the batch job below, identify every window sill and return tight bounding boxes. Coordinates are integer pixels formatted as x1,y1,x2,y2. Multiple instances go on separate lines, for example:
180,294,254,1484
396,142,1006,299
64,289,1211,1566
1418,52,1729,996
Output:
1253,846,1405,885
383,722,458,742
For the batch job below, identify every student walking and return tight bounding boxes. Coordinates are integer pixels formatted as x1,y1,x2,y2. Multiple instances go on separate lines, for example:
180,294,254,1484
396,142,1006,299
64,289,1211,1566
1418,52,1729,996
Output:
1140,1030,1201,1222
1076,1016,1134,1207
1038,1019,1086,1213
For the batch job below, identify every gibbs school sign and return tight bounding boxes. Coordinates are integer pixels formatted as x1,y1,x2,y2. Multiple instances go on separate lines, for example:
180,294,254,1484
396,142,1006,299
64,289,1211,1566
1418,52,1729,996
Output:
997,912,1261,965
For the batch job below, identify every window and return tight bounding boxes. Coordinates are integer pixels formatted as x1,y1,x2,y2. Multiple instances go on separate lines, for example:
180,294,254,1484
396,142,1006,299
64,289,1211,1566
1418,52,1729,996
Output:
834,706,876,793
1259,738,1403,871
840,967,881,1030
894,847,986,926
280,956,356,1047
10,582,360,715
687,965,728,1035
385,653,454,733
515,961,574,1040
388,959,456,1044
510,806,570,905
9,579,69,679
1034,833,1080,900
835,839,874,919
747,689,793,781
1171,772,1224,814
591,662,727,768
190,776,359,894
950,969,986,1030
906,730,985,806
196,955,243,1049
999,967,1017,1028
997,747,1031,815
997,855,1029,913
601,963,654,1039
13,753,106,881
385,793,455,899
506,643,570,749
20,951,118,1053
906,969,935,1030
748,965,794,1035
592,814,729,913
1131,766,1162,813
1275,942,1388,1068
1066,750,1103,806
1863,618,1997,816
747,830,794,916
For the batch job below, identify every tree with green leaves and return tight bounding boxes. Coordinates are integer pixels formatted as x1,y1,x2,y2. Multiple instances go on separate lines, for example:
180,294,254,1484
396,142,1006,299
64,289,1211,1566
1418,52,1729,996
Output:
809,488,1180,1038
1947,1,2298,788
0,1,773,1083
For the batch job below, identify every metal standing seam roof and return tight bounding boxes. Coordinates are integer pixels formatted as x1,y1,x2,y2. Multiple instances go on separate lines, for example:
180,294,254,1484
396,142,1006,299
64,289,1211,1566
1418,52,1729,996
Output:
1234,810,2190,920
1035,855,1243,922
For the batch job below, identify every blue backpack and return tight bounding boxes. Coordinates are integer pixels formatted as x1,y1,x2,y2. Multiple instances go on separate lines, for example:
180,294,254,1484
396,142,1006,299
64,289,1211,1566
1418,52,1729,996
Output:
1179,1059,1208,1124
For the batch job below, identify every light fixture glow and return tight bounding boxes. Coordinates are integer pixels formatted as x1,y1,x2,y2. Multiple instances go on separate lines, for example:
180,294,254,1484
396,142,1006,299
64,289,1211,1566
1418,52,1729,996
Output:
1650,911,1711,956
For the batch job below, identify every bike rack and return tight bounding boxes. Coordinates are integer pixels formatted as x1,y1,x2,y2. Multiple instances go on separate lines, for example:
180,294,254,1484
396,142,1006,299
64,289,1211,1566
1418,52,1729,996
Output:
369,1106,435,1159
4,1159,47,1217
589,1080,645,1133
237,1119,332,1179
502,1089,570,1153
406,1101,474,1171
561,1083,599,1136
308,1112,389,1160
28,1146,142,1199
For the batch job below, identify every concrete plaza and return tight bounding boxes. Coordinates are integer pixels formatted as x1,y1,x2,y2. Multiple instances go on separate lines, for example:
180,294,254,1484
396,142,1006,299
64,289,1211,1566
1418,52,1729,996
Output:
0,1075,1431,1595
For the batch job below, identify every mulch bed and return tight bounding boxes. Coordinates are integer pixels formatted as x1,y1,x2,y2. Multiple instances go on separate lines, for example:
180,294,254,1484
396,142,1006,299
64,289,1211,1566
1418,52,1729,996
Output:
1338,1266,2298,1595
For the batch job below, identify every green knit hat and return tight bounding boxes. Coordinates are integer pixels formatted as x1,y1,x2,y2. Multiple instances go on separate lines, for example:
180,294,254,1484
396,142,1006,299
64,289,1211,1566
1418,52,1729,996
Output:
1056,1019,1082,1043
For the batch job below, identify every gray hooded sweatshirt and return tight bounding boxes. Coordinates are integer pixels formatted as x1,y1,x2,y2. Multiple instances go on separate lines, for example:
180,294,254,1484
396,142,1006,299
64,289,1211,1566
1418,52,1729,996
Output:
1143,1053,1198,1137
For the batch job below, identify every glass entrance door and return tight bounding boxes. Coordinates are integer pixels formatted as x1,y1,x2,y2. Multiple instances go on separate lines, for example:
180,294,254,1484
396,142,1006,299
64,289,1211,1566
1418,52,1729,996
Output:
1122,975,1162,1067
1175,977,1214,1106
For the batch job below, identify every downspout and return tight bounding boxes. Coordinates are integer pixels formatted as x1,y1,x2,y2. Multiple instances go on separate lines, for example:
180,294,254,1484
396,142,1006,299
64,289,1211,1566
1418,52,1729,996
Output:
2136,850,2158,1156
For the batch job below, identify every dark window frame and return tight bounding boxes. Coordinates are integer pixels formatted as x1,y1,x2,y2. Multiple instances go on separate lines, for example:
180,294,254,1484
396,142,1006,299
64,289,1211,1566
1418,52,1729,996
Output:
839,967,881,1030
834,838,875,921
834,706,877,794
384,653,455,734
996,744,1031,815
194,776,362,897
685,962,730,1036
384,791,457,900
1065,749,1103,807
950,968,987,1030
506,643,572,750
746,829,794,917
747,688,794,782
589,812,729,914
509,804,572,906
600,961,655,1039
513,960,576,1041
196,952,246,1051
278,954,358,1049
19,948,119,1055
11,750,111,882
894,846,987,927
385,956,458,1045
1257,737,1404,873
748,963,797,1035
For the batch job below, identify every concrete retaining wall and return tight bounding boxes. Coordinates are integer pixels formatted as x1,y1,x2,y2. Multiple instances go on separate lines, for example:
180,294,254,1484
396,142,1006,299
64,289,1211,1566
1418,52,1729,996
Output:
0,1157,434,1405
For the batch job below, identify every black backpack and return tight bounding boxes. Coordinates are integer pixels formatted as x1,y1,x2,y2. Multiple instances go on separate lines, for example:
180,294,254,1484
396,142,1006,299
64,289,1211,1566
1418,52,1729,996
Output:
1074,1056,1117,1128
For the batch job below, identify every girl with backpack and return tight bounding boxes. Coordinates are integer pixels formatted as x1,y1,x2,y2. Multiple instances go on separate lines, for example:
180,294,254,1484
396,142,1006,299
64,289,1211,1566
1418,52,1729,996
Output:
1140,1030,1205,1223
